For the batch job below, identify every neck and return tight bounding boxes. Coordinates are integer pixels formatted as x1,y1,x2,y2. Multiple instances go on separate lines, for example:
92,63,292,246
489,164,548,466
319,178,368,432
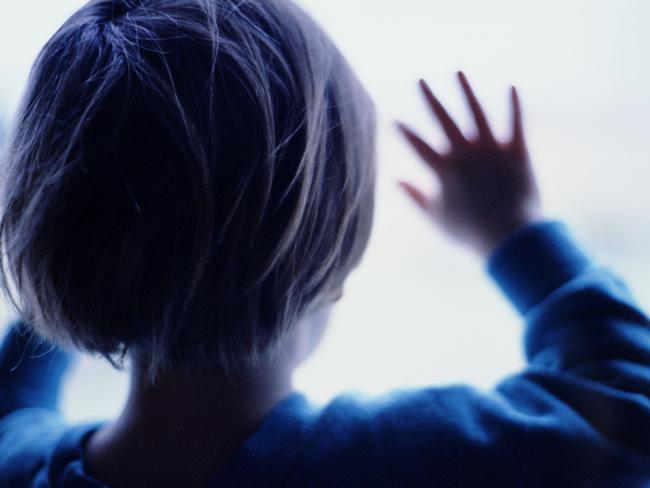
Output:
86,358,294,487
84,304,334,487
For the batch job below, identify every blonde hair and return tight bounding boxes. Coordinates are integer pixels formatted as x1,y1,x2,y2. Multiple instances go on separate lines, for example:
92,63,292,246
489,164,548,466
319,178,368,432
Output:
0,0,376,382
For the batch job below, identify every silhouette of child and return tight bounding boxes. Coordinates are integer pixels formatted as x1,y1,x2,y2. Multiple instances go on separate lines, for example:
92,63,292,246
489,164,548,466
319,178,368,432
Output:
0,1,649,486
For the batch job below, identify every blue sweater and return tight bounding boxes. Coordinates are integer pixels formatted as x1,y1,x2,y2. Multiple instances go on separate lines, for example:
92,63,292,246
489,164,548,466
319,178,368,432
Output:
1,221,649,487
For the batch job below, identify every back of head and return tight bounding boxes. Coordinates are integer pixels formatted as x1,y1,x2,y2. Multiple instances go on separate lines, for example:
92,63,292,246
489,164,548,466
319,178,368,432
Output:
0,0,376,381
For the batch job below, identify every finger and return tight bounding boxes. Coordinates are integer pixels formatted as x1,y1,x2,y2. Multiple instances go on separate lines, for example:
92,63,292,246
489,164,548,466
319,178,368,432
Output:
398,181,443,221
396,122,446,177
457,71,496,145
510,86,525,150
398,181,429,210
419,79,466,149
397,181,441,219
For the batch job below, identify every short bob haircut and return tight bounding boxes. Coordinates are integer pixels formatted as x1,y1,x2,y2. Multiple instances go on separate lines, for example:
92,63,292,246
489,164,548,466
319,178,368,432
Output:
0,0,376,382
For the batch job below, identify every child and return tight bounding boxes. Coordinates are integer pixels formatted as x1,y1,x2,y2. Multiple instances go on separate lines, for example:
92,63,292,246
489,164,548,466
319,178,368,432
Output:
1,0,649,486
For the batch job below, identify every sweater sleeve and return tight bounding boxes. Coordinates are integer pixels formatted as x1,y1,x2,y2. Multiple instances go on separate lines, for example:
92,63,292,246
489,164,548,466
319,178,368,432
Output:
285,221,650,487
487,221,650,379
0,320,74,417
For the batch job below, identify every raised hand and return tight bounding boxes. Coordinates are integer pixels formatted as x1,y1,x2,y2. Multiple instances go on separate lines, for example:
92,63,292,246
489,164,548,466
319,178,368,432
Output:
397,71,542,257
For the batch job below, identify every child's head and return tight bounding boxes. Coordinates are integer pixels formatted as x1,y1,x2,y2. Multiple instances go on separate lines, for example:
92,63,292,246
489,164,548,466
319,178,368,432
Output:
0,0,376,381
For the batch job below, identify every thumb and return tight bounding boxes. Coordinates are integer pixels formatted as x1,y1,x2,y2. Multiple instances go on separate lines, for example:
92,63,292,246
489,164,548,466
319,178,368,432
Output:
398,180,443,223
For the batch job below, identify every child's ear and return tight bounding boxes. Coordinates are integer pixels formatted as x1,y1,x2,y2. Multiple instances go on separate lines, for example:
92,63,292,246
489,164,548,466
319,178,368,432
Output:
333,287,344,302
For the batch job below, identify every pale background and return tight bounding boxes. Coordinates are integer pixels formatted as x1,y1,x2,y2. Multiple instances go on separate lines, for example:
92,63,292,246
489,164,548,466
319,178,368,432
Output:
0,0,649,422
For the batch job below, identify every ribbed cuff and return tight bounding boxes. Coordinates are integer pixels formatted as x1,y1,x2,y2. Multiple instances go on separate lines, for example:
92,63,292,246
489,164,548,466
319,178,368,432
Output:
487,221,593,315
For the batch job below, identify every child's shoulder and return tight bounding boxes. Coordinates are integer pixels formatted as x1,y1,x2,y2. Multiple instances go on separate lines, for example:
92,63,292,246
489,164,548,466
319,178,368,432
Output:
0,408,102,487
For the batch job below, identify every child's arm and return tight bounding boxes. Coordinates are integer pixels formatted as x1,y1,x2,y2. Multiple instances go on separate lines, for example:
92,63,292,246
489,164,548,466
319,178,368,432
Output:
397,72,650,384
392,73,650,469
0,323,73,483
0,320,73,418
